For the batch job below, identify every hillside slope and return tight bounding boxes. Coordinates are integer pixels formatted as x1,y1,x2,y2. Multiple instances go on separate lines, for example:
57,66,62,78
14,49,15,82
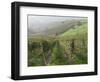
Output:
59,23,88,40
28,21,88,66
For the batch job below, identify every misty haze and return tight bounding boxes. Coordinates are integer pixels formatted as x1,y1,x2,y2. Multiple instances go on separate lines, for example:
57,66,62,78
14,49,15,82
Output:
28,15,88,66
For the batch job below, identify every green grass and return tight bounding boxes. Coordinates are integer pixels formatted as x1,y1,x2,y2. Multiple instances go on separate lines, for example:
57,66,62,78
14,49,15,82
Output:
59,23,87,40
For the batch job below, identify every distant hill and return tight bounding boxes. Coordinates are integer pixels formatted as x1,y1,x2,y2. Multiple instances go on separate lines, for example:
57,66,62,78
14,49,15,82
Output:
28,19,87,37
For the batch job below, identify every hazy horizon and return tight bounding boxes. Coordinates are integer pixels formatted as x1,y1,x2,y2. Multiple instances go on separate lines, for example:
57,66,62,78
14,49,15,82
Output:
28,15,87,35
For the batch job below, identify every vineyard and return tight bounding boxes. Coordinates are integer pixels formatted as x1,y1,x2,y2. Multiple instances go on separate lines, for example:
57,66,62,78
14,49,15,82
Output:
28,21,88,66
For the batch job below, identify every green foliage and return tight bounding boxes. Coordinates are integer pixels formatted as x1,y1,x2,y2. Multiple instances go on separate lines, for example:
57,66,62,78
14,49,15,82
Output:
59,23,87,40
50,40,68,65
28,22,88,66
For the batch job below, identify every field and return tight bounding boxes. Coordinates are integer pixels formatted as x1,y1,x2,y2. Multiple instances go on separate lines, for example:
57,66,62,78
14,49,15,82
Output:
28,17,88,66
